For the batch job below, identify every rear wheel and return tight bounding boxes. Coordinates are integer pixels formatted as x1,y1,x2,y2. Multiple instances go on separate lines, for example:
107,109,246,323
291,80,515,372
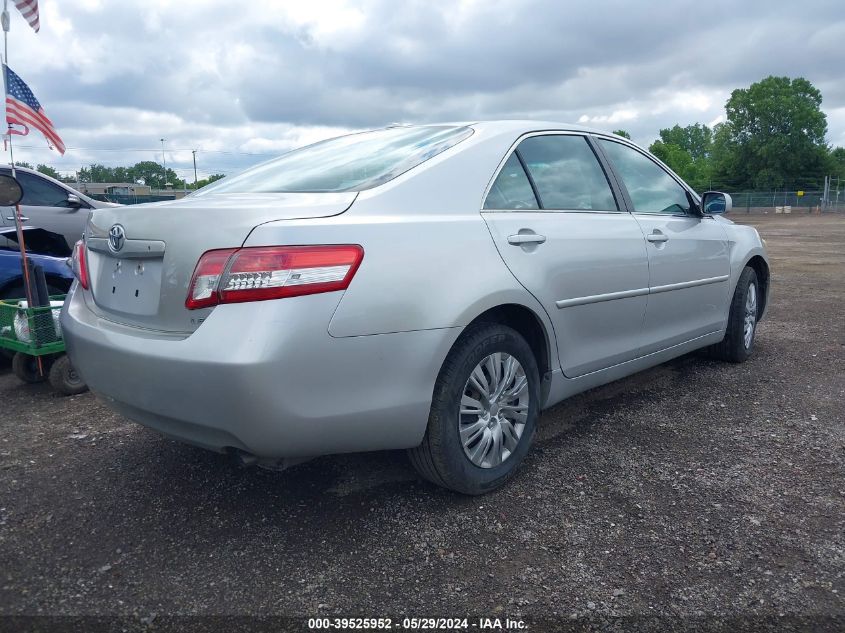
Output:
408,323,540,495
11,352,50,384
48,354,88,396
706,266,759,363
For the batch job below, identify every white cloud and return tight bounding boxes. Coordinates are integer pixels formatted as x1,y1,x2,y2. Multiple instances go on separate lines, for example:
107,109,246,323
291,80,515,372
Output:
578,110,639,125
3,0,843,180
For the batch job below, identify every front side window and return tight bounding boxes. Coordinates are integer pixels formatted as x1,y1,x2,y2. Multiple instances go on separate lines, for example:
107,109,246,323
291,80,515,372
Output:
195,125,473,194
516,135,618,211
483,153,539,210
599,140,692,215
16,172,73,207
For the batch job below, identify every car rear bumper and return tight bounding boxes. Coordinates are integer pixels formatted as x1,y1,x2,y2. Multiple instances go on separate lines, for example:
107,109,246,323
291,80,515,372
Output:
61,285,461,458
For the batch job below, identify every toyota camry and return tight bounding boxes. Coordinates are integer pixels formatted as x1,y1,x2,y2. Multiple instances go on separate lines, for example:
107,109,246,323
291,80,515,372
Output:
61,121,769,494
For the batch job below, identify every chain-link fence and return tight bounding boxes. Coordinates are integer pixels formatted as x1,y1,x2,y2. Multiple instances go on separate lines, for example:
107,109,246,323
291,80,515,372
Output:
725,191,845,214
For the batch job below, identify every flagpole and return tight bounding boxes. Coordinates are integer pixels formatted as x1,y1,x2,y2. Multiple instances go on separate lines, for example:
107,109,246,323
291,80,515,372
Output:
2,0,37,311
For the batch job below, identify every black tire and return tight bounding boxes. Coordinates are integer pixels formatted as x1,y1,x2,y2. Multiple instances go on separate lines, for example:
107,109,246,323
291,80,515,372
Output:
408,323,541,495
11,352,50,384
706,266,759,363
48,354,88,396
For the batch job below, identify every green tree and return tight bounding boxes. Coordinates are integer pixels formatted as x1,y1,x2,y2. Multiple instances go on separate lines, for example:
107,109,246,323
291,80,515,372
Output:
650,140,692,172
828,147,845,179
657,123,712,161
612,129,631,139
36,164,63,180
192,173,226,190
129,161,181,189
78,164,120,183
14,161,33,169
712,76,829,190
647,123,714,191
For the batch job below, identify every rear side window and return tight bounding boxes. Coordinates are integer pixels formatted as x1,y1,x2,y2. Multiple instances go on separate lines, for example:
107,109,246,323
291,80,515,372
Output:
195,126,473,194
517,135,618,211
599,139,692,215
483,153,539,210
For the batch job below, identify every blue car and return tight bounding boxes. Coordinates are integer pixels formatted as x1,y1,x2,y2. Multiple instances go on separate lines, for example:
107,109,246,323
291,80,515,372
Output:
0,226,75,299
0,248,74,300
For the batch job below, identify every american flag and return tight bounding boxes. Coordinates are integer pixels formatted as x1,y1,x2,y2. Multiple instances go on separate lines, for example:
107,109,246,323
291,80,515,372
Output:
4,64,65,155
13,0,39,33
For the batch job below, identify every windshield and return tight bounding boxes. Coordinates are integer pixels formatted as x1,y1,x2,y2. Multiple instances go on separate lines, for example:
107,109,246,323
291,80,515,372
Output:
195,125,473,195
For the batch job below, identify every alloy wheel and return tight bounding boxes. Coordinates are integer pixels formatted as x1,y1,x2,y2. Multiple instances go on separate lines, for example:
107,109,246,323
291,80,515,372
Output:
458,352,529,468
744,282,757,349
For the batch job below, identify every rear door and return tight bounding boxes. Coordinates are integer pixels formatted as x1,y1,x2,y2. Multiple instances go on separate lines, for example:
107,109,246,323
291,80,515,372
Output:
597,138,730,354
482,132,650,377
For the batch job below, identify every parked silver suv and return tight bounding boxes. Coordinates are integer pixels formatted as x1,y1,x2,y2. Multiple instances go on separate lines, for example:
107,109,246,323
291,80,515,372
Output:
61,121,769,494
0,166,116,255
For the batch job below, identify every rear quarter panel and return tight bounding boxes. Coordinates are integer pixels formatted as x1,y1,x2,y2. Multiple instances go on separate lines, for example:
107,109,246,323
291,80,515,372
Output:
244,124,559,365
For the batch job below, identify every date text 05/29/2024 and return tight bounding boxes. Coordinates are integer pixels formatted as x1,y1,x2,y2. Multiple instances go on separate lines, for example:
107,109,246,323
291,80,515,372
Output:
307,617,527,630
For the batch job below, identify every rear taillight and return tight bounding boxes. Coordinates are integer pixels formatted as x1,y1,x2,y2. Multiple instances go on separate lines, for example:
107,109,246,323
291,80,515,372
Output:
186,245,364,310
70,240,89,289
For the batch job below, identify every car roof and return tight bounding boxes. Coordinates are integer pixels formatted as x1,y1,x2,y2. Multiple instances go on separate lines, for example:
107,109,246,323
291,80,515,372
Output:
396,119,615,137
0,164,104,206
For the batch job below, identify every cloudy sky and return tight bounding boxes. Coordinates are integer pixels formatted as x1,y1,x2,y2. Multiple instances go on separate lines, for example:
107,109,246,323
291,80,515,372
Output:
4,0,844,182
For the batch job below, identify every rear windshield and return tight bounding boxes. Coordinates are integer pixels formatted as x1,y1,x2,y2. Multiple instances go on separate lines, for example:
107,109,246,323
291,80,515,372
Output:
195,125,473,194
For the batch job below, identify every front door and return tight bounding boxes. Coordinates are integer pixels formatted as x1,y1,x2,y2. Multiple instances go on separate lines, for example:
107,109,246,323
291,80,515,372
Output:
12,170,88,251
482,133,650,378
597,139,731,355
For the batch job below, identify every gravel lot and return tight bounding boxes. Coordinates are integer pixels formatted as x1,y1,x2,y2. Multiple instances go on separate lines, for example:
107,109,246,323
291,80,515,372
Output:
1,214,843,632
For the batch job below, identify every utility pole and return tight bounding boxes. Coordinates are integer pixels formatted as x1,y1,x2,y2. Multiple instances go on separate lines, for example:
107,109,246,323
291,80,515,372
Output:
823,175,830,210
192,149,198,188
160,138,167,190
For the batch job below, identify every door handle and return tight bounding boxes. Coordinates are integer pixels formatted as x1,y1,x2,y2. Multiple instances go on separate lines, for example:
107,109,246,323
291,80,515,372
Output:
508,233,546,245
646,232,668,243
6,216,28,222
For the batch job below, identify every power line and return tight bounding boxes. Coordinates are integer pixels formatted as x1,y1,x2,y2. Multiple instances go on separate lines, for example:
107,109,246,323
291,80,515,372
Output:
7,145,278,156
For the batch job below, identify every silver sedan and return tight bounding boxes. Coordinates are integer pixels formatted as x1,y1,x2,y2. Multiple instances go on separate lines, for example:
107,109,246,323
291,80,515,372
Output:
61,121,769,494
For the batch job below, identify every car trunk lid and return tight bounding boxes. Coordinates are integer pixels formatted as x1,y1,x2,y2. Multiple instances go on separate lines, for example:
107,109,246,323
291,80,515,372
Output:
83,192,356,333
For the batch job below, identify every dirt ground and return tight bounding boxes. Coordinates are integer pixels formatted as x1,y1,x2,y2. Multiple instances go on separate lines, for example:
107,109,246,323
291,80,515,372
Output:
1,214,843,632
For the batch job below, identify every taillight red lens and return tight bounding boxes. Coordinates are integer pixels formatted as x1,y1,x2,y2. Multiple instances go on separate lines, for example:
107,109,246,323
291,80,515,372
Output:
185,248,237,310
71,240,90,290
185,245,363,310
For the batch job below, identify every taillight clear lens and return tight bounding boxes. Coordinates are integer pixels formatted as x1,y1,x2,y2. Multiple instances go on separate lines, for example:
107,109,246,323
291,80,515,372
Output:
71,240,89,290
186,245,363,310
185,248,237,310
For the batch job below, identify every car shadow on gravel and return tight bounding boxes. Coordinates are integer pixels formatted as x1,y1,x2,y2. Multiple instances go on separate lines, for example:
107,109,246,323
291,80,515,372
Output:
76,348,716,524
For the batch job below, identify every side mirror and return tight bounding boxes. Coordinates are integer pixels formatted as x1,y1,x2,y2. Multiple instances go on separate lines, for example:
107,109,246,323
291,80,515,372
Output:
67,193,83,208
0,173,24,206
701,191,732,215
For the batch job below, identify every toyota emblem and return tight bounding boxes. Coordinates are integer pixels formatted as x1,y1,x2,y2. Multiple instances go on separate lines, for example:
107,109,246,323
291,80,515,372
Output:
108,224,126,252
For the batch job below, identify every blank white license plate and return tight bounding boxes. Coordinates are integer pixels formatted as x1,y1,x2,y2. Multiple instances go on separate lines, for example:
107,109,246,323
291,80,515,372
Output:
93,257,163,316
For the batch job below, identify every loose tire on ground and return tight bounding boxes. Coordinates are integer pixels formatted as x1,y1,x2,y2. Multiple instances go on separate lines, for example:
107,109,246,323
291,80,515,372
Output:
11,352,50,384
408,323,540,495
706,266,759,363
48,354,88,396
